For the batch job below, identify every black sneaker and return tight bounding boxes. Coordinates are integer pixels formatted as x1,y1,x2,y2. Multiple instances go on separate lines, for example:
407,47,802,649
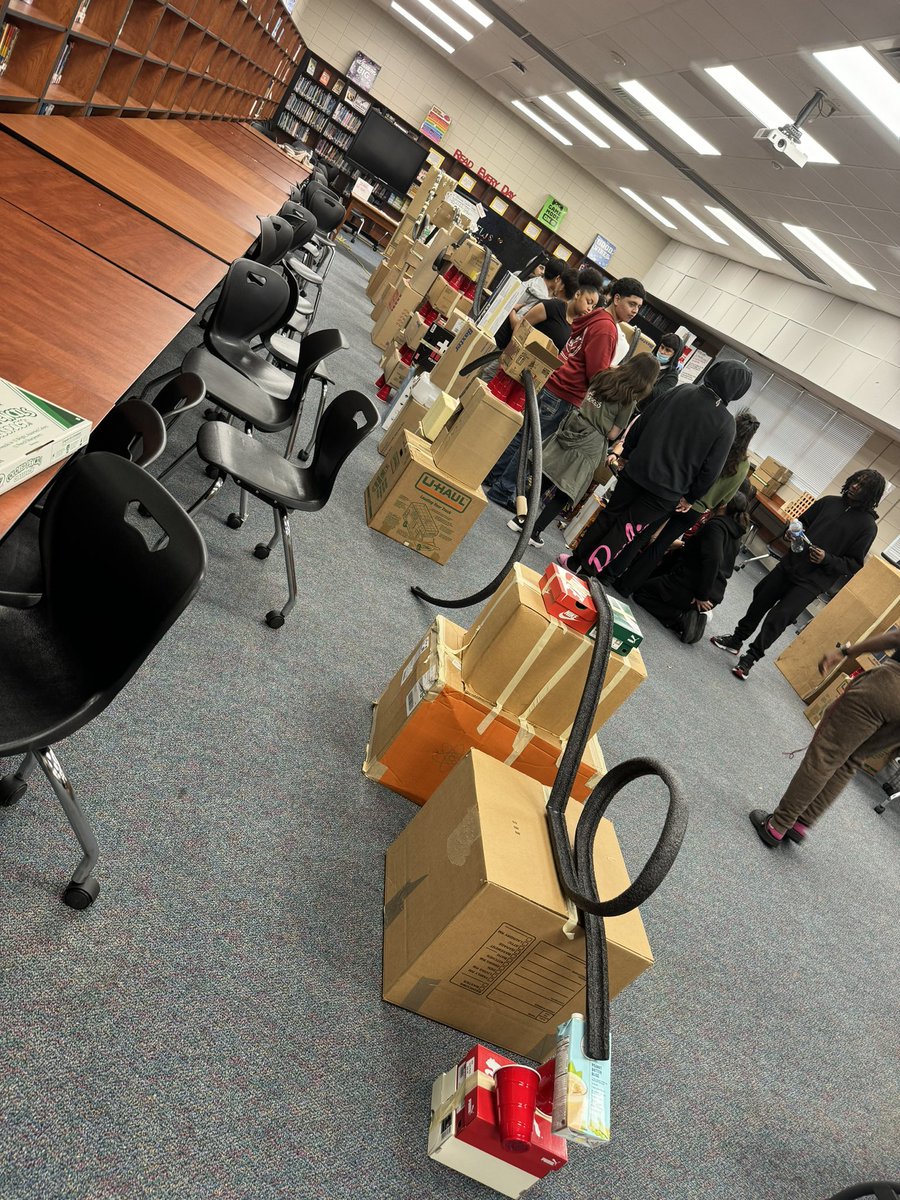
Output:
506,517,544,548
749,809,784,847
732,656,753,680
711,634,742,654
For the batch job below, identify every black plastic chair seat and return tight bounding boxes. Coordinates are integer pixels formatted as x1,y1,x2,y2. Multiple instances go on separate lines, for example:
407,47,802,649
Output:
182,348,295,432
195,421,322,512
208,343,293,400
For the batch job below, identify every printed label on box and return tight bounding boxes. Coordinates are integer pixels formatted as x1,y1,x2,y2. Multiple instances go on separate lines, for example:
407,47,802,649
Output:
416,472,472,513
451,924,535,994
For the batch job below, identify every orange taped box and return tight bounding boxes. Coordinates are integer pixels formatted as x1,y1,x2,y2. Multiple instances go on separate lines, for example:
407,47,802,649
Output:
363,616,606,806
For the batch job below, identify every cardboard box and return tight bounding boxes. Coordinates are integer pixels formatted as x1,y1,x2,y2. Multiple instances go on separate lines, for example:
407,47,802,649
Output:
407,226,464,295
776,556,900,700
431,199,457,230
803,655,882,725
0,378,92,497
431,378,523,490
377,398,428,457
617,323,655,359
419,391,459,441
403,312,429,350
363,616,606,806
383,749,653,1060
462,563,647,740
365,261,389,302
404,164,445,219
499,326,561,394
427,318,496,395
447,239,498,282
426,275,463,319
381,347,409,390
372,284,427,351
365,431,486,565
603,595,643,655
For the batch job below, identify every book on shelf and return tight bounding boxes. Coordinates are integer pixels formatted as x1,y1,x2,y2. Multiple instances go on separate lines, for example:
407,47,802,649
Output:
0,21,19,75
38,101,55,115
74,0,92,24
51,40,72,87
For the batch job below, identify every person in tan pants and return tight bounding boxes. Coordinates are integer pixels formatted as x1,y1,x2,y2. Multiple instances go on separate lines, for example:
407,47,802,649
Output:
751,628,900,846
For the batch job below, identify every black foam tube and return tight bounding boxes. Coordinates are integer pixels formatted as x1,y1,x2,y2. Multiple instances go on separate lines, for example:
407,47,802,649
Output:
546,577,689,1060
410,369,542,610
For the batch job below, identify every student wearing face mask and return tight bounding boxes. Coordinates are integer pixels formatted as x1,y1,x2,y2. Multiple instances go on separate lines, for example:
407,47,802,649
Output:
605,334,684,464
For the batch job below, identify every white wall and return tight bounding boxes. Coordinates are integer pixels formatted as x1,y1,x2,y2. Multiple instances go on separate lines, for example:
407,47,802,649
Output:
291,0,667,279
645,242,900,435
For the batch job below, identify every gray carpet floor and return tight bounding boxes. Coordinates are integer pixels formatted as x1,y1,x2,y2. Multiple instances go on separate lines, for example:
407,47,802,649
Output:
1,240,898,1200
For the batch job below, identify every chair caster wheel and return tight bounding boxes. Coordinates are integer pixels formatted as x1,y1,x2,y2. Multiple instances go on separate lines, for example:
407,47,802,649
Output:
226,513,244,529
62,876,100,910
253,544,271,559
0,775,28,807
882,782,893,794
297,451,310,463
874,804,886,814
205,464,221,479
265,610,285,629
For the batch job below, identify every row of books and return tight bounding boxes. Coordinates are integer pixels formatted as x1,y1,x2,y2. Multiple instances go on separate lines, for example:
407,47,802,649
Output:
0,22,19,76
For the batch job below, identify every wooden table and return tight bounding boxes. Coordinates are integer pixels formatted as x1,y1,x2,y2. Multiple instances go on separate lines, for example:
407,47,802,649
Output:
0,134,223,309
0,199,192,540
340,195,400,248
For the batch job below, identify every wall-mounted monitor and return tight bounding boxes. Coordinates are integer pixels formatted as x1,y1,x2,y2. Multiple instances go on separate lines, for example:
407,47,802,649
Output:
347,110,428,195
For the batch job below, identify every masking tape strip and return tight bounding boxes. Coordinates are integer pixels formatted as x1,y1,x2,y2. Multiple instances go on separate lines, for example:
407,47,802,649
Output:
402,976,441,1010
505,720,536,766
560,654,625,740
495,624,558,711
433,1071,493,1127
521,635,593,721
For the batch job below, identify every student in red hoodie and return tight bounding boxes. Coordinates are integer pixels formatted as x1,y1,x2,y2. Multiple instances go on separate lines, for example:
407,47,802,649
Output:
484,275,645,510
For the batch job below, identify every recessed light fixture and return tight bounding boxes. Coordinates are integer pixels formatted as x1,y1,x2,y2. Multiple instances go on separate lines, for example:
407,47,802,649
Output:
410,0,473,40
814,46,900,140
705,206,781,258
511,99,573,145
783,223,875,289
620,80,720,155
567,89,648,150
704,65,838,164
390,2,455,51
619,187,677,229
663,198,728,243
539,96,610,148
445,0,492,28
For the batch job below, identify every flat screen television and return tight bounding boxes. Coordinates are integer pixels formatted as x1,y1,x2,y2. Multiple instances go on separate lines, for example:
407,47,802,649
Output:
347,110,428,196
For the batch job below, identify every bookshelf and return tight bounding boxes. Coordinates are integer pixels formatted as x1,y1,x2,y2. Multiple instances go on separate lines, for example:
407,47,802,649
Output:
0,0,302,119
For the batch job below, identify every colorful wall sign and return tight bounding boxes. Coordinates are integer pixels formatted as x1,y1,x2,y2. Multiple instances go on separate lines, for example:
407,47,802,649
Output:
586,233,616,268
537,195,568,232
421,104,451,143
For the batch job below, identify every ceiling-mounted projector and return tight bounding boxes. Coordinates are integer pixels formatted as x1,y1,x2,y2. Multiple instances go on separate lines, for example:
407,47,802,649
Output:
752,88,831,169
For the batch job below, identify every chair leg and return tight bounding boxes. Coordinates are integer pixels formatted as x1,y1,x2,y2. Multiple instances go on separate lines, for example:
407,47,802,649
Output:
0,751,38,807
253,507,282,560
298,380,328,463
186,472,226,517
157,439,198,482
265,506,298,628
34,746,100,909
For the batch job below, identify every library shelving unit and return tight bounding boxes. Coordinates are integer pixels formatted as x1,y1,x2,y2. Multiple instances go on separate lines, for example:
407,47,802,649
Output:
0,0,303,119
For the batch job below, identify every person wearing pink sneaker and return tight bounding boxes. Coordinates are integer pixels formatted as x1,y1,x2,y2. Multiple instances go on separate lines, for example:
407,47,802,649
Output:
750,627,900,847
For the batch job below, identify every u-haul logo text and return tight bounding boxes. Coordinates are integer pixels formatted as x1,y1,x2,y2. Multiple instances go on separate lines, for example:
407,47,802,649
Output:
416,472,470,513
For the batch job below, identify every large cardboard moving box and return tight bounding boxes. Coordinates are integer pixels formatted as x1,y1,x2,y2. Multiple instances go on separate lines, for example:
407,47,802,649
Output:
461,563,646,740
365,431,486,564
498,326,560,394
364,616,606,806
428,318,496,397
383,749,653,1060
776,556,900,700
431,378,523,490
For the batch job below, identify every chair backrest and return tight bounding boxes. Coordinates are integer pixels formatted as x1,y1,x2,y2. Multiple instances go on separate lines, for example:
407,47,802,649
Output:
252,215,292,267
307,189,345,234
309,390,379,504
291,328,347,399
278,201,318,249
207,259,292,354
149,372,206,422
87,399,167,468
40,453,207,694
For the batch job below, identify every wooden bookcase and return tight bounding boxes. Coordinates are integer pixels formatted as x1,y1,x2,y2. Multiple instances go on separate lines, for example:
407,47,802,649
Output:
0,0,302,119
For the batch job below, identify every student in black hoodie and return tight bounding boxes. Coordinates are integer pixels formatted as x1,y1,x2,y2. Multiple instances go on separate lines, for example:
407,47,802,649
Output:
632,490,750,642
560,360,748,579
712,469,886,679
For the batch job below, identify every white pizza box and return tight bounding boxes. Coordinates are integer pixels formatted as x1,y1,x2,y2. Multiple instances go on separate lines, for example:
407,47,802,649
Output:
0,377,92,497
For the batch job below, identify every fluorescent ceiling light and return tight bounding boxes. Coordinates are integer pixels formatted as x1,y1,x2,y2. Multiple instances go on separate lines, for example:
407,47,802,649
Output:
705,64,838,164
783,223,875,289
620,187,677,229
663,198,728,243
511,99,572,145
620,80,720,154
410,0,473,40
814,46,900,140
567,89,648,150
390,2,455,52
539,96,609,148
705,206,781,259
445,0,491,27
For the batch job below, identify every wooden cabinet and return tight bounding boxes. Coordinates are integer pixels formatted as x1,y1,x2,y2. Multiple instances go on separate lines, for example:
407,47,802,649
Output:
0,0,301,118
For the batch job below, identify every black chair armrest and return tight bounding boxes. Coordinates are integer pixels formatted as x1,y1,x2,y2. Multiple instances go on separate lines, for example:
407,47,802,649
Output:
0,590,42,609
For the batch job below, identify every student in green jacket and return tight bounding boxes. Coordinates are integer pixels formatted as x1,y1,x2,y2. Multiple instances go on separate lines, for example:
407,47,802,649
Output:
611,408,760,596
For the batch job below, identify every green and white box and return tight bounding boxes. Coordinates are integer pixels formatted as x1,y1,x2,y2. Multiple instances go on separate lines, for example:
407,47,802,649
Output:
0,377,92,497
608,595,643,655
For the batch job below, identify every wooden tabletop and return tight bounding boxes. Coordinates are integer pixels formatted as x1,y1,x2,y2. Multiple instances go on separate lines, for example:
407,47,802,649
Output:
0,117,255,262
0,133,223,309
0,198,192,539
349,195,401,227
194,123,308,192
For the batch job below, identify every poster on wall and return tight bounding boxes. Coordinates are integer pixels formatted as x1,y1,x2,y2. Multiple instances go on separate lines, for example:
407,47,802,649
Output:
489,196,509,215
420,105,451,143
346,51,380,92
458,173,477,192
523,220,542,240
537,195,568,232
426,148,444,167
679,348,711,384
586,233,616,268
554,245,572,262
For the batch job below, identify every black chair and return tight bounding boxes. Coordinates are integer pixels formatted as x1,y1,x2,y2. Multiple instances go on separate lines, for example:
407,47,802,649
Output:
146,371,207,431
825,1186,899,1200
0,453,207,908
0,397,169,599
205,258,295,398
184,390,378,628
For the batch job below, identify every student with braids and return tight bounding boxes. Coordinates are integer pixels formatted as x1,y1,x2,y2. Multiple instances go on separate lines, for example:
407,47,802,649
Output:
712,469,886,680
